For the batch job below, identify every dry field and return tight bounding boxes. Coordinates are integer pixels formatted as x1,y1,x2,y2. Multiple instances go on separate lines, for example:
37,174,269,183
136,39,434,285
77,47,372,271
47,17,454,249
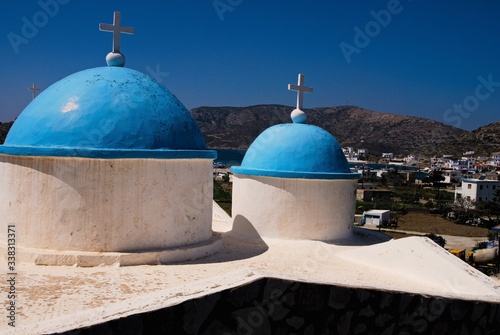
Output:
394,212,489,237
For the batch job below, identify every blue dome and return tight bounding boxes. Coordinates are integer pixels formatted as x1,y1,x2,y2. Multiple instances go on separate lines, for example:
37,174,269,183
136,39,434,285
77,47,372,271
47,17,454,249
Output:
0,67,215,159
231,123,359,179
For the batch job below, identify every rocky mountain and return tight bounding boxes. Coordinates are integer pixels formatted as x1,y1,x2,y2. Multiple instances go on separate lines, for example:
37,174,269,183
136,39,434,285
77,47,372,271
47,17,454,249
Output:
0,122,13,144
435,122,500,157
2,107,498,157
191,105,470,156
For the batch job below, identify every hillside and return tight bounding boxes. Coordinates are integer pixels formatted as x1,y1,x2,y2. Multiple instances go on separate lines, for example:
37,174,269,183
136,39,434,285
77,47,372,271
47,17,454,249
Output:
2,108,499,157
0,122,13,144
191,105,469,156
430,121,500,157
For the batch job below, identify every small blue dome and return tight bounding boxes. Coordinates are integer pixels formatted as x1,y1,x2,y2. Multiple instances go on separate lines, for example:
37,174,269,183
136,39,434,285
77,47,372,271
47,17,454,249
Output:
0,67,215,159
232,123,359,179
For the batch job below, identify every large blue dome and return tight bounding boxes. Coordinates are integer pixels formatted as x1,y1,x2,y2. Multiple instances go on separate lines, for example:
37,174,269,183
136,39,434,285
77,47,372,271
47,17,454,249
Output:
232,123,359,179
0,67,215,159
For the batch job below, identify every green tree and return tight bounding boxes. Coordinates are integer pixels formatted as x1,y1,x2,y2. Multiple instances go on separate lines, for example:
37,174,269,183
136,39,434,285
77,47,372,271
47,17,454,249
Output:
383,169,405,186
476,201,500,227
494,189,500,202
452,197,476,225
427,170,445,205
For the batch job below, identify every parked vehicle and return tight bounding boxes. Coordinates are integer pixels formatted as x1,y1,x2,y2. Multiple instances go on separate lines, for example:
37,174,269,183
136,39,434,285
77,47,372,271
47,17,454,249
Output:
449,247,499,276
425,233,446,247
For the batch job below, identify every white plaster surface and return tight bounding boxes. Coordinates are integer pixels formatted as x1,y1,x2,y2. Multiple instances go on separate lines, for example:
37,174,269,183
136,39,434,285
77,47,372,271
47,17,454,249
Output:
231,175,357,241
0,155,214,254
3,208,500,335
1,234,223,267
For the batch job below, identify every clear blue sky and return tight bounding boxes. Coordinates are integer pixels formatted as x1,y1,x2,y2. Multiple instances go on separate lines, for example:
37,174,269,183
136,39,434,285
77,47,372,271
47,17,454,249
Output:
1,0,499,130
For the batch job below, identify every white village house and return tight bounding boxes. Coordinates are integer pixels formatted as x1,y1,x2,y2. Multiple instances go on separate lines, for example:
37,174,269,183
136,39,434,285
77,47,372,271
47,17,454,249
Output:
455,178,500,203
451,157,476,171
488,152,500,167
442,170,462,184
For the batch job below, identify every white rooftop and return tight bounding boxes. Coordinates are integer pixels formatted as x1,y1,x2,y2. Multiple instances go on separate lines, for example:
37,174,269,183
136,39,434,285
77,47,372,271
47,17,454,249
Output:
363,209,390,214
3,202,500,335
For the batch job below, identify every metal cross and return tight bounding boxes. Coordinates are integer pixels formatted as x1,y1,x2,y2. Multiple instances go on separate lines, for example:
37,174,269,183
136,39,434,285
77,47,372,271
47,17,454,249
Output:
28,83,40,100
99,11,134,53
288,74,313,110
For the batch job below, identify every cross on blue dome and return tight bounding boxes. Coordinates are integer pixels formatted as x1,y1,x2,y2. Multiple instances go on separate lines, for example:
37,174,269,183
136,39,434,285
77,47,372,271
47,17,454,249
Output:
231,73,359,180
99,11,135,67
0,12,215,160
99,11,134,54
288,74,313,124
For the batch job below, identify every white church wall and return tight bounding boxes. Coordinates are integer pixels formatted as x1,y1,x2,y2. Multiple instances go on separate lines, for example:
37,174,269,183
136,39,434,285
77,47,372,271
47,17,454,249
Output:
0,155,213,252
231,175,357,241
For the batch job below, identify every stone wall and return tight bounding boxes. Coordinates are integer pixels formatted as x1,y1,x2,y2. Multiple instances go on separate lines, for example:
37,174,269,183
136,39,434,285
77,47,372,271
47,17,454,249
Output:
58,278,500,335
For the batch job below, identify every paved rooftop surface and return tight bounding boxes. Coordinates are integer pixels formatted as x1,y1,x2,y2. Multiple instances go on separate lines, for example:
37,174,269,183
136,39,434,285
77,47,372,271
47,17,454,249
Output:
2,203,500,335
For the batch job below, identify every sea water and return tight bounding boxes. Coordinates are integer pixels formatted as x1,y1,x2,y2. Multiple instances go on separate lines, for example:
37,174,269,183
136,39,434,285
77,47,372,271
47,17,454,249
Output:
215,149,421,171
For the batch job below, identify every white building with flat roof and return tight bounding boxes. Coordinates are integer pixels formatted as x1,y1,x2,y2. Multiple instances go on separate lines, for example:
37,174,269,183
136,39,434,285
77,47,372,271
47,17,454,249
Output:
358,148,369,156
491,153,500,167
442,170,462,184
455,178,500,203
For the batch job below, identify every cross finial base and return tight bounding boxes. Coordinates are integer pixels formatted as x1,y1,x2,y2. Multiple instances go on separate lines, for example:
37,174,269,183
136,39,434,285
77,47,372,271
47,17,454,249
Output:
291,108,307,124
106,52,126,67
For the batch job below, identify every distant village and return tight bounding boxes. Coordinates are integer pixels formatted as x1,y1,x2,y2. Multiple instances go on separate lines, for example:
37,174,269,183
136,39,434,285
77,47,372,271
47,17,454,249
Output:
343,146,499,183
214,147,500,229
345,147,500,226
